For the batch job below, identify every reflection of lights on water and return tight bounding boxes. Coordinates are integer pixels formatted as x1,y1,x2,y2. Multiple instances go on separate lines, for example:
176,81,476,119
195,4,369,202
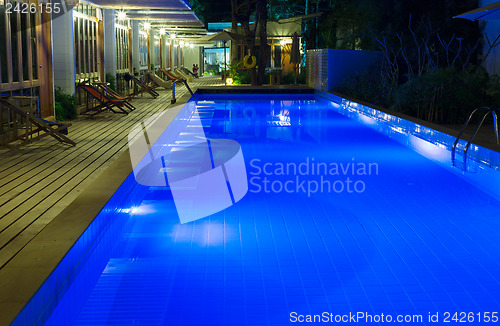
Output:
278,114,290,122
358,114,377,125
390,125,405,135
117,206,152,215
173,221,231,246
409,135,448,164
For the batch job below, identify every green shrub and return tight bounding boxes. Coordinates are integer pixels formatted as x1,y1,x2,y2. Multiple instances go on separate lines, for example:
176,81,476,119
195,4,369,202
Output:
281,71,295,85
337,68,395,109
233,70,251,85
227,60,242,78
54,87,77,121
394,67,492,124
105,73,117,91
297,69,306,85
337,65,500,125
280,70,307,85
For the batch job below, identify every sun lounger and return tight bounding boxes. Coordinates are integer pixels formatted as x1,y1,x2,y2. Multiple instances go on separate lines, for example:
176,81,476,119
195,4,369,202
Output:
124,73,159,98
0,98,76,147
160,68,185,82
180,67,199,78
147,72,173,91
93,82,137,111
77,83,131,115
174,68,194,83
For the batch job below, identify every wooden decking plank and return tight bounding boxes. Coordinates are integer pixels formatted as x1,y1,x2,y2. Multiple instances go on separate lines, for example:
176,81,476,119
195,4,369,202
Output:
0,95,174,233
0,87,166,168
0,96,159,175
0,77,218,269
0,90,167,188
0,98,161,194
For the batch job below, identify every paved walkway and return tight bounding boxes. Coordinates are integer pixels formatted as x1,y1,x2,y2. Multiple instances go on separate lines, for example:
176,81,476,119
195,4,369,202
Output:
0,76,222,270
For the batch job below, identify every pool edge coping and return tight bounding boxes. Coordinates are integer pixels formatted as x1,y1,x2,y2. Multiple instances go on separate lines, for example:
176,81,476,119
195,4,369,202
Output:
0,90,195,326
1,86,316,326
6,87,499,325
321,90,500,154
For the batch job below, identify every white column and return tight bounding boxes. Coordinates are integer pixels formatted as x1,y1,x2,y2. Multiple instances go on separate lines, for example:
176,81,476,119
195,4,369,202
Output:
148,31,154,69
131,20,140,74
52,10,75,95
103,9,117,77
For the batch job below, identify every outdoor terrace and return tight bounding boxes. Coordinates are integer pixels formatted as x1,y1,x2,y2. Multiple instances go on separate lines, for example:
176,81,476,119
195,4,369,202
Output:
0,76,222,271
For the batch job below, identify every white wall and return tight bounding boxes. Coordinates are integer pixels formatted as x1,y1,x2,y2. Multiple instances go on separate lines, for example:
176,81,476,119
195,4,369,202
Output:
183,45,200,72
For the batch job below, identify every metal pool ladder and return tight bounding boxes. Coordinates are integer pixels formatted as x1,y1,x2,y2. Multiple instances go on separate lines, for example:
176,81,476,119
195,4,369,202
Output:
171,79,195,104
452,106,500,171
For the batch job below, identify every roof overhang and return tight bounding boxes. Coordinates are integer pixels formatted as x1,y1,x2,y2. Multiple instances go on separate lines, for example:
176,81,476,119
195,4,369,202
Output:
453,2,500,21
126,10,203,27
86,0,192,10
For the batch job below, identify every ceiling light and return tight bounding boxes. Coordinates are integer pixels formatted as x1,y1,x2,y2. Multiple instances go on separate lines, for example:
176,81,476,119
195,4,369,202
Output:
117,11,126,21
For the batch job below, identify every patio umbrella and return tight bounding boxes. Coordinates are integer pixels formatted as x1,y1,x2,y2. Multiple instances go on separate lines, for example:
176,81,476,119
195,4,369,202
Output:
289,32,300,84
205,31,247,85
454,1,500,21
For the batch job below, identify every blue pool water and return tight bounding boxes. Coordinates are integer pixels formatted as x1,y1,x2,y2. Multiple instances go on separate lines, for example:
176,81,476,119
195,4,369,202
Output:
36,95,500,325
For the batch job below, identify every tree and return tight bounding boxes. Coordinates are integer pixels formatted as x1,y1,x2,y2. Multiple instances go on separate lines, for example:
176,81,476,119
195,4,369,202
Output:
230,0,269,85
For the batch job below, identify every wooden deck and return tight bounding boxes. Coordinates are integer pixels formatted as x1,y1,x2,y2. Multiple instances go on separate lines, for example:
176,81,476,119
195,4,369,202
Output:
0,76,223,270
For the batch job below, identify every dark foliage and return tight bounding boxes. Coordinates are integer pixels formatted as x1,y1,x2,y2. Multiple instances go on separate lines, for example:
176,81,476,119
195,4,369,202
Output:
105,73,117,91
54,87,77,121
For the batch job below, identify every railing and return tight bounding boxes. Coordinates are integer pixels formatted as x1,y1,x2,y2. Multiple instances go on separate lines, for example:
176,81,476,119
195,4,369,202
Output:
452,106,500,171
171,79,195,104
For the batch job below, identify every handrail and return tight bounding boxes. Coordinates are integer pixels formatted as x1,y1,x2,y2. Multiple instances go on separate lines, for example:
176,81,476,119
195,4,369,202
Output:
452,106,500,170
171,79,195,104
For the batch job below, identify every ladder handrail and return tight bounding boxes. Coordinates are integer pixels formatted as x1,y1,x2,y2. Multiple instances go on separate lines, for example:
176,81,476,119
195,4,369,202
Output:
171,79,195,104
452,106,491,162
452,106,500,170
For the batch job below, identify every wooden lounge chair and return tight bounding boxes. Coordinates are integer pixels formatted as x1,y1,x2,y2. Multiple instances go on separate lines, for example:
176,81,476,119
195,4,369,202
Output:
174,68,193,82
147,72,173,91
0,98,76,147
77,83,131,115
160,68,185,82
124,73,159,98
93,82,137,111
180,67,199,78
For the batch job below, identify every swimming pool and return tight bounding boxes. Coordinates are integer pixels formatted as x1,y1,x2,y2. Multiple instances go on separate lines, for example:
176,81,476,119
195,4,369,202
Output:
16,93,500,325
